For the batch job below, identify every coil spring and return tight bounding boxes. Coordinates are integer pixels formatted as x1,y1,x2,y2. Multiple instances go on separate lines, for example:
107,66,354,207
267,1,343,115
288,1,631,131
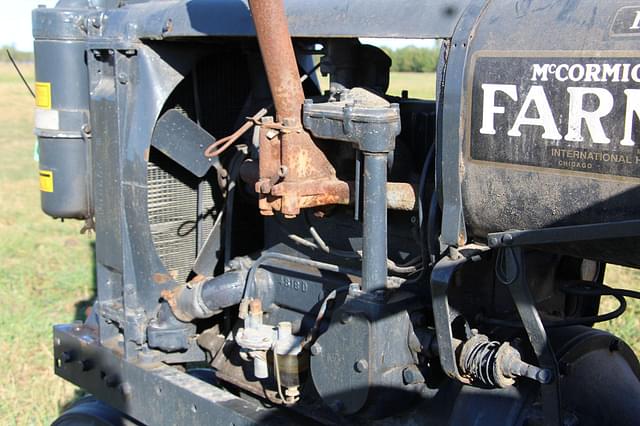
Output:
460,337,503,388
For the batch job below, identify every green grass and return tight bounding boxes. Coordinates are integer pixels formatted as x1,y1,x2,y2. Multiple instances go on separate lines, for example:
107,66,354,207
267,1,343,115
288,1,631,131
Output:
0,64,637,424
317,71,437,99
0,63,94,425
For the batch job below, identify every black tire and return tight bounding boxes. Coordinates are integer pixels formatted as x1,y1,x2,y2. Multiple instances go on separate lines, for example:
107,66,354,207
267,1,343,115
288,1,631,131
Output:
51,396,142,426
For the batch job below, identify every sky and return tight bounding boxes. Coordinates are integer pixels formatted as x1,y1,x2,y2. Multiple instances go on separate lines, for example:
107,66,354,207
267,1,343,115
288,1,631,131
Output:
0,1,58,51
0,1,434,52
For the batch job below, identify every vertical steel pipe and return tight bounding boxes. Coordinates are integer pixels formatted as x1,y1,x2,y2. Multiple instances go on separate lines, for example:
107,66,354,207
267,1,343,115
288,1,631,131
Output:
362,153,388,292
248,0,305,123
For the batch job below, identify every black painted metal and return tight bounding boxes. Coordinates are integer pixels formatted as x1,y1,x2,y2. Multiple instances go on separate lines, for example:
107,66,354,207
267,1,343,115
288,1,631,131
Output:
430,253,471,383
453,0,640,267
151,109,215,178
53,325,304,425
489,220,640,247
33,1,640,425
496,247,561,426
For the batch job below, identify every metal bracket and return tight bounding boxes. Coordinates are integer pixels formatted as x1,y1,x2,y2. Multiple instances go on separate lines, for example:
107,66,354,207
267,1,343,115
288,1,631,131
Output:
488,219,640,248
496,247,562,426
430,246,489,383
431,253,469,382
54,324,306,425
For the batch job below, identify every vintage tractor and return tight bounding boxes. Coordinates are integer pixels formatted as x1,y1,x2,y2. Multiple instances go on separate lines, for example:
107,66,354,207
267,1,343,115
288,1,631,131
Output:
34,0,639,424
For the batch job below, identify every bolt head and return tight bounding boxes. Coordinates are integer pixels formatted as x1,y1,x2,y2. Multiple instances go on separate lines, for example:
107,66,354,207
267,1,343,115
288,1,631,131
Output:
120,382,132,396
502,234,514,245
310,343,322,356
536,369,553,384
340,313,352,324
354,359,368,373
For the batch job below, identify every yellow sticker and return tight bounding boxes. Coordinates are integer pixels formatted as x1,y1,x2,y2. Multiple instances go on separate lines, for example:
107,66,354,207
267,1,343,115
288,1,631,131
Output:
35,82,52,109
39,170,54,192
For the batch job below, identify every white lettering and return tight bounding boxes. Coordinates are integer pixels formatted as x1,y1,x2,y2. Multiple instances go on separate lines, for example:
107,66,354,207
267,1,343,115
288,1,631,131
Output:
630,11,640,30
602,63,621,82
556,64,570,82
584,64,602,82
621,89,640,146
622,64,631,82
569,64,586,82
565,88,614,144
507,86,562,140
632,64,640,82
480,84,518,135
531,64,550,81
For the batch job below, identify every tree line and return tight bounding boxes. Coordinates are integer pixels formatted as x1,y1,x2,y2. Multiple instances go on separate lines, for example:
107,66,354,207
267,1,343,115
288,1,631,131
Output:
381,46,440,73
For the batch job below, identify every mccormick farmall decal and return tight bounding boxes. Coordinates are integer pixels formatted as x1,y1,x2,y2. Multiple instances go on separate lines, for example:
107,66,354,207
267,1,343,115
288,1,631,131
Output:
471,56,640,178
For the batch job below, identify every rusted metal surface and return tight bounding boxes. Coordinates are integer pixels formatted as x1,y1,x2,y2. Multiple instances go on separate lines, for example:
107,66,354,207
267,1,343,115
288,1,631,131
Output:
248,0,343,217
382,182,418,211
241,160,418,211
248,0,304,123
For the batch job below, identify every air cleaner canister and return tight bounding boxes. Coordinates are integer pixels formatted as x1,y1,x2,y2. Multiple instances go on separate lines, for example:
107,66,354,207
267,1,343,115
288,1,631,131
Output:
32,5,92,219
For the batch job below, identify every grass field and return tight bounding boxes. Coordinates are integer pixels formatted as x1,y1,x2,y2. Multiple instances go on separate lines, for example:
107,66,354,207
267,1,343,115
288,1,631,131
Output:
0,63,638,424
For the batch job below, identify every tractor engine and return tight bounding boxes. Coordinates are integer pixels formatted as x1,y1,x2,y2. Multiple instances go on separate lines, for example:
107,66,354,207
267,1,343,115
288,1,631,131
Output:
36,1,640,425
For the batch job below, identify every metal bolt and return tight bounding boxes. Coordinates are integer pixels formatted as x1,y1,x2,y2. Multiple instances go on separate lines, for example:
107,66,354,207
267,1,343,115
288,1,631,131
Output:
103,374,118,387
119,382,132,396
340,313,352,324
73,320,83,331
118,72,128,84
501,234,513,245
536,369,553,384
354,359,368,373
310,343,322,356
402,367,421,385
162,18,173,34
61,351,73,363
79,359,93,371
489,237,498,246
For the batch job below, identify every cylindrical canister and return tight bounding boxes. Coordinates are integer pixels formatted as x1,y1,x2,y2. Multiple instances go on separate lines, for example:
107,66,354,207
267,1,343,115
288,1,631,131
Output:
32,5,92,219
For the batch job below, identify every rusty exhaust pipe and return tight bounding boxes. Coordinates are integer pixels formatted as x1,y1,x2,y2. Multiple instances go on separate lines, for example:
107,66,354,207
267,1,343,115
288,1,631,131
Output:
248,0,305,124
247,0,346,217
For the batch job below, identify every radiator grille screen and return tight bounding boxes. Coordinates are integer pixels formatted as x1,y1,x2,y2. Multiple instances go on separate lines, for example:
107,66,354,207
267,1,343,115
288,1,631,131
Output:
146,49,250,282
147,161,215,282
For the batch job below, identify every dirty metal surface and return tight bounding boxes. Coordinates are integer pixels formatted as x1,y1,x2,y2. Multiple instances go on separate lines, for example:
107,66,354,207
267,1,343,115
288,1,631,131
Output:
91,0,472,41
242,160,417,211
53,324,304,425
151,109,215,178
248,0,343,217
248,0,304,122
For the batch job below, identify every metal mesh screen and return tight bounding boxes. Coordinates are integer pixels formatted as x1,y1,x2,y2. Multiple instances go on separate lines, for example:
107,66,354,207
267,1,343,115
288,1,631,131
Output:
147,161,215,282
